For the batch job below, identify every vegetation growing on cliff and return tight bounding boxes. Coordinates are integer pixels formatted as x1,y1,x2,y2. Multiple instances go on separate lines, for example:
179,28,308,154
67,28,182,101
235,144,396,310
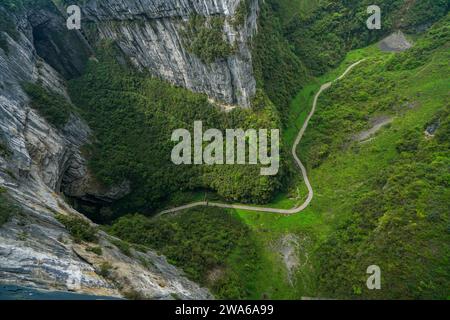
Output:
56,214,98,243
68,42,283,217
182,15,235,63
0,140,11,158
0,9,20,54
251,1,309,118
0,188,20,226
23,83,74,129
232,0,251,29
109,207,261,299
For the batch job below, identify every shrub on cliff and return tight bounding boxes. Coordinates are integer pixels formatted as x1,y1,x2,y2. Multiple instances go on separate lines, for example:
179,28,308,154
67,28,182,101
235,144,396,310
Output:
56,214,98,243
181,15,235,63
0,188,20,226
23,82,74,129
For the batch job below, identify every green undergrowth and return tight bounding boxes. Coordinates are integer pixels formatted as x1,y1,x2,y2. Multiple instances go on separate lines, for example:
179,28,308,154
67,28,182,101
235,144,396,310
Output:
0,9,20,54
235,14,450,299
181,15,235,63
108,207,262,299
0,188,21,226
56,214,98,243
68,42,284,217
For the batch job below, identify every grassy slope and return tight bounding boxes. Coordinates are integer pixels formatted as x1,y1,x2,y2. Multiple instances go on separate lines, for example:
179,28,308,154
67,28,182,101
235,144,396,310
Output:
232,24,449,299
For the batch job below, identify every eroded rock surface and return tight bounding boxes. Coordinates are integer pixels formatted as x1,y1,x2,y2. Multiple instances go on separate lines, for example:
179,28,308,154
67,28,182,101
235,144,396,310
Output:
0,2,211,299
80,0,258,107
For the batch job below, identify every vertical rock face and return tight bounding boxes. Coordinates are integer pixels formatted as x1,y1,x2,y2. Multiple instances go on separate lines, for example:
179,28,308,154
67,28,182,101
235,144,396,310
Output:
0,3,211,299
0,0,261,299
81,0,258,107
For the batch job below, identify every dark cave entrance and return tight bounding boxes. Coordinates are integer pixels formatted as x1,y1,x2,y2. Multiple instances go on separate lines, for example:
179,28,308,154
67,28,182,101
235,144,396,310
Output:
30,15,90,80
65,195,117,225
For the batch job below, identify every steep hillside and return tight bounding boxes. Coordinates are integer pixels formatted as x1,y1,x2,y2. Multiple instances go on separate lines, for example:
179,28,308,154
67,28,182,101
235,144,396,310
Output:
0,0,448,300
236,13,450,299
68,0,259,107
310,15,450,299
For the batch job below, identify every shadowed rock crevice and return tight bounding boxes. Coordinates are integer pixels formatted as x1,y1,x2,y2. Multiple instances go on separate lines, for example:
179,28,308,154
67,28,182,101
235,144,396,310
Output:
27,3,92,79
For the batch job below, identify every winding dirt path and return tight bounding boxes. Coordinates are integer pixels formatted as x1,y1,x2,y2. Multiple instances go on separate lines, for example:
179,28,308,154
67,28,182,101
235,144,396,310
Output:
156,60,366,216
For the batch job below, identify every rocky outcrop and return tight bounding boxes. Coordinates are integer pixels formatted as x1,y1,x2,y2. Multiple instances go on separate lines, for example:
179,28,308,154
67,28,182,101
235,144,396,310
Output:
0,2,211,299
379,30,413,52
80,0,258,107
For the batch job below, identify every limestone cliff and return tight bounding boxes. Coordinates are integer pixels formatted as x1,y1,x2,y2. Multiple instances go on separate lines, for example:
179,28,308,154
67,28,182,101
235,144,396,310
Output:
0,2,211,299
79,0,258,107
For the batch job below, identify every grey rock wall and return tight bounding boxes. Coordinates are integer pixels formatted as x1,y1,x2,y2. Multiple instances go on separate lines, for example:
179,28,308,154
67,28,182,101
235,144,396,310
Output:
0,3,211,299
81,0,258,107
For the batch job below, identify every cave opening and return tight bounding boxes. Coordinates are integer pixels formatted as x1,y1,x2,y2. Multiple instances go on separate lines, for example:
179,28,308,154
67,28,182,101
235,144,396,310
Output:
65,195,117,225
30,16,90,80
